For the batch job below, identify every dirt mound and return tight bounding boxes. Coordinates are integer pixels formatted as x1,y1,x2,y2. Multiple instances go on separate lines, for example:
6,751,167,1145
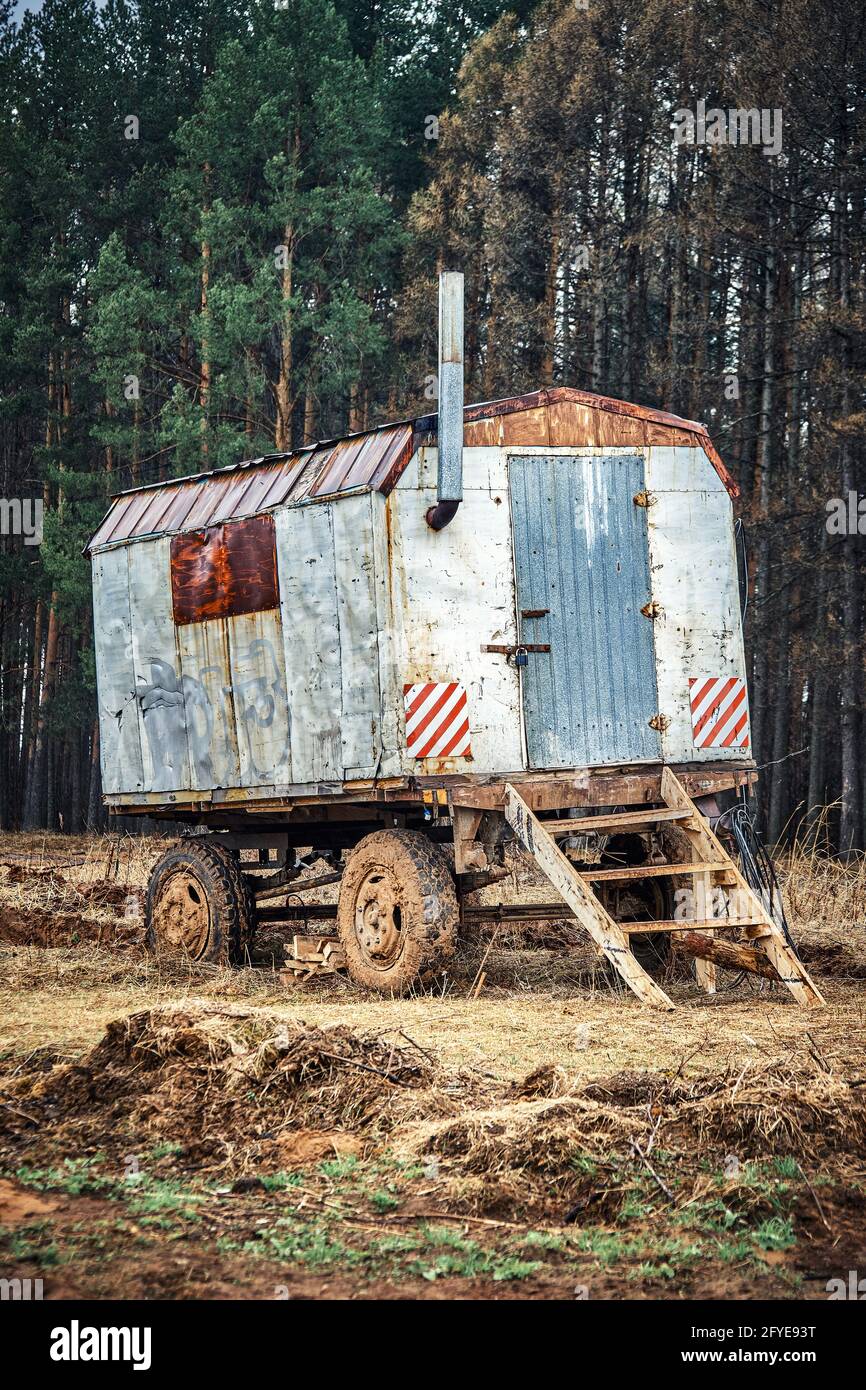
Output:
0,905,140,949
797,937,866,978
0,1005,466,1176
403,1058,866,1216
0,862,68,887
73,882,143,910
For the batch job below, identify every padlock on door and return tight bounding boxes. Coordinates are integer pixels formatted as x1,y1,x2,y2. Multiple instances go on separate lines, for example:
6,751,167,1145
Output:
515,646,529,668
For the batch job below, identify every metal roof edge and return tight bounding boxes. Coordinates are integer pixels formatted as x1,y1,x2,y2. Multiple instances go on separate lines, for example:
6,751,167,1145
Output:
85,386,738,554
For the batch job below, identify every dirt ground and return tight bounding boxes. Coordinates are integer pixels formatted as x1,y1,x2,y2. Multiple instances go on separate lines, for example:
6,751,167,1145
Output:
1,830,864,1301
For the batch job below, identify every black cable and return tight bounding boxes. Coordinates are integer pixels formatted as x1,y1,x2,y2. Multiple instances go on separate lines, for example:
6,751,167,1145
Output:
734,517,749,625
715,792,797,953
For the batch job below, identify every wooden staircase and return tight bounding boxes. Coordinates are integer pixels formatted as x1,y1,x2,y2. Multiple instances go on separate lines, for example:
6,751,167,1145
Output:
503,768,824,1011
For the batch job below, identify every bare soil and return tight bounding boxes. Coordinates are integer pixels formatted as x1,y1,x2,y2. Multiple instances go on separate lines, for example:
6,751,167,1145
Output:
1,830,865,1301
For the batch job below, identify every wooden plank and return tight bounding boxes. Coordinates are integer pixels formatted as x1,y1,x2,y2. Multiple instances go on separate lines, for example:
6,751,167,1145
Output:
694,869,716,994
580,860,732,883
546,807,692,834
504,783,675,1010
660,768,824,1007
624,917,765,935
452,806,485,874
459,905,763,929
449,764,754,812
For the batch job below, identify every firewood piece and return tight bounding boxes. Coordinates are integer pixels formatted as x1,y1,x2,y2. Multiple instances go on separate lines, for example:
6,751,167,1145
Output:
674,931,778,979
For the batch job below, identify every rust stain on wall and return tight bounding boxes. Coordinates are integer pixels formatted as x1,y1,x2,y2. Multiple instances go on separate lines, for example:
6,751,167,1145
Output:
170,514,279,625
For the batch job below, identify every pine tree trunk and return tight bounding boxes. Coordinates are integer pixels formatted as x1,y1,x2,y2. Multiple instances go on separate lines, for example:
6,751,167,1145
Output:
542,192,560,384
199,162,212,462
87,718,102,831
274,222,294,449
24,595,60,830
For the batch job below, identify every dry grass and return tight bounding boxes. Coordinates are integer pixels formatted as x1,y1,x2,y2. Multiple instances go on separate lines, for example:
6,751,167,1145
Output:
1,829,865,1085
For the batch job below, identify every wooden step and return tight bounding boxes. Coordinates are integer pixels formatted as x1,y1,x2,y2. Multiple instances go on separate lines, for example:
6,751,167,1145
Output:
545,808,694,835
623,917,766,934
504,783,676,1010
580,860,733,882
504,773,824,1012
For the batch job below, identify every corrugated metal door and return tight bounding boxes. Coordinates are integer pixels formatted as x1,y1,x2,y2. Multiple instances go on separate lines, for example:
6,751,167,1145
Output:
510,454,661,769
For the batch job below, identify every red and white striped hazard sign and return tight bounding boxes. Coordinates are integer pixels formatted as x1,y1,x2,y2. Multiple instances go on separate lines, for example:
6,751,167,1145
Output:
688,677,750,749
403,681,471,759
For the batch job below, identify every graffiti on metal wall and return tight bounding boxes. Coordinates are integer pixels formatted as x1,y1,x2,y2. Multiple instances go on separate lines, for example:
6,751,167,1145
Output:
135,637,290,790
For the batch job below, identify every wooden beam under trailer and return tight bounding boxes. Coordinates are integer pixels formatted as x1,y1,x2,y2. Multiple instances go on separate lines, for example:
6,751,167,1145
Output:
544,808,694,835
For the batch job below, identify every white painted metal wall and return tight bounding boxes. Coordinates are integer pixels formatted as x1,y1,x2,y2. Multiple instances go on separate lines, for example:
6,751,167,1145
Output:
376,442,747,778
377,446,523,777
645,445,748,764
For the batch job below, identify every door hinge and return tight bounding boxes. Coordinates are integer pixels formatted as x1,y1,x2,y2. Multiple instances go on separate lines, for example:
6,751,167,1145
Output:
633,490,657,509
640,600,663,620
648,713,670,733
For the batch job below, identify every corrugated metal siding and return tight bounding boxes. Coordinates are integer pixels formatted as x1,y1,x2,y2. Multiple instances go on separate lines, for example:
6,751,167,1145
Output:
225,609,291,787
96,535,292,797
274,494,383,784
127,538,192,792
275,503,342,782
510,454,661,769
332,494,382,776
174,615,242,789
87,424,414,552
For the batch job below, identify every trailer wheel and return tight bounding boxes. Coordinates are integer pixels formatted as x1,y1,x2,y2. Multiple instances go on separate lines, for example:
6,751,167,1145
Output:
337,830,458,994
145,839,254,966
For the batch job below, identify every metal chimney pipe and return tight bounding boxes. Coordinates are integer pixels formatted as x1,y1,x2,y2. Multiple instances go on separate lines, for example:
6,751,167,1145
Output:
426,270,464,530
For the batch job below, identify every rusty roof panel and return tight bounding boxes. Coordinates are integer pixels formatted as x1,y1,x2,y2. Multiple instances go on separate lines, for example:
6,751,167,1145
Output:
254,459,303,510
164,483,213,533
313,438,360,496
339,432,389,492
108,490,159,542
87,423,416,551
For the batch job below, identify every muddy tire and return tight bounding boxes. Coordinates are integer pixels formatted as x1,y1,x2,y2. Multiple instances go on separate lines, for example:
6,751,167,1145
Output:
145,838,254,966
336,830,458,994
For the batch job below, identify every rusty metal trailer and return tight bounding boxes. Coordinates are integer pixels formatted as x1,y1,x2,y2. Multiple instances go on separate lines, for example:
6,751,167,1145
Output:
85,274,822,1010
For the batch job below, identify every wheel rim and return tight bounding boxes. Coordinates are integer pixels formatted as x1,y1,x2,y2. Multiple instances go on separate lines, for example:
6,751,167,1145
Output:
154,868,211,959
353,865,405,970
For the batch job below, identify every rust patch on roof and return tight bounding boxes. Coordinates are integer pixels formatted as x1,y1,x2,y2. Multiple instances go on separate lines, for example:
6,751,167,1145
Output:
453,387,739,498
170,514,279,625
